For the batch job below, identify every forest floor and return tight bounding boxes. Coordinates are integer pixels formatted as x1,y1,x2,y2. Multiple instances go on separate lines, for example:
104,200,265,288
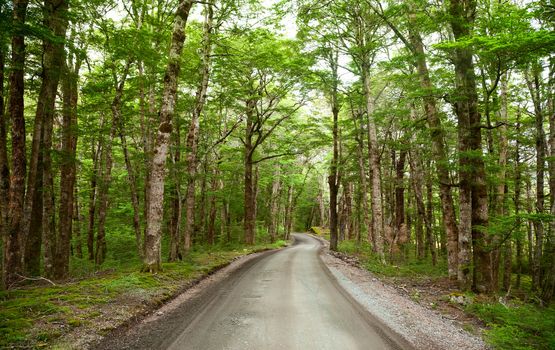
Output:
0,240,287,349
310,232,555,350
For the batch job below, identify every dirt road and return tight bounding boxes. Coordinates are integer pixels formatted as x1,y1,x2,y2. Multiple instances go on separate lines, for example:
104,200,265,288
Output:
95,234,409,350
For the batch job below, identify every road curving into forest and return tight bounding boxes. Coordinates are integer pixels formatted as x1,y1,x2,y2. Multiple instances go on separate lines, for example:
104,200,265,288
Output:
95,234,410,350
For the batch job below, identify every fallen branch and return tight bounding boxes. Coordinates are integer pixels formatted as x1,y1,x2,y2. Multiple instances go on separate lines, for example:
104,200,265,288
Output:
15,273,57,286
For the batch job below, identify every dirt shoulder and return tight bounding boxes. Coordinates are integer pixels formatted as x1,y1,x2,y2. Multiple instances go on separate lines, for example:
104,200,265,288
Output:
312,235,487,350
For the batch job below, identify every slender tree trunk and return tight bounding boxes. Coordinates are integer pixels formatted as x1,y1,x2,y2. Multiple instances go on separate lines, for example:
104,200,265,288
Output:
514,113,523,289
328,79,340,251
268,166,281,243
206,167,219,245
182,1,213,252
144,0,194,272
285,185,294,240
244,100,256,245
360,62,384,260
74,188,83,259
3,0,29,289
354,109,372,246
393,150,407,257
95,123,116,266
87,140,101,261
0,41,9,242
496,75,510,291
526,68,546,291
168,121,182,261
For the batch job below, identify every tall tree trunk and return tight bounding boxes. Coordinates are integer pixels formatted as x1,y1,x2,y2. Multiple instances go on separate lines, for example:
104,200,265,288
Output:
95,123,115,266
22,0,69,276
74,187,83,259
362,72,384,261
42,101,56,278
268,165,281,243
407,4,458,280
526,67,546,291
143,0,193,272
244,99,256,245
354,109,372,246
206,166,219,245
284,185,294,241
514,112,523,289
182,0,213,252
542,65,555,303
3,0,29,289
168,120,182,262
496,74,510,291
393,150,407,258
55,55,79,280
449,0,491,293
328,64,340,251
0,40,9,242
87,140,102,261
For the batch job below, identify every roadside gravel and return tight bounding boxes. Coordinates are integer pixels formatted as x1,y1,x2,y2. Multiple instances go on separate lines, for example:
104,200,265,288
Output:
316,236,487,350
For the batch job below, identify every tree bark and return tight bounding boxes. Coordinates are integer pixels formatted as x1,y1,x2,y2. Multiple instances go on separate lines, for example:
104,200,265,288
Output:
144,0,193,272
182,0,213,252
268,165,281,242
449,0,491,293
407,4,458,279
0,40,9,242
55,53,79,279
362,70,385,261
206,166,219,245
3,0,29,289
526,67,546,291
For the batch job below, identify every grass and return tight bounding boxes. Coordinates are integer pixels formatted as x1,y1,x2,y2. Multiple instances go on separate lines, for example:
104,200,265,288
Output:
0,238,287,349
335,238,555,350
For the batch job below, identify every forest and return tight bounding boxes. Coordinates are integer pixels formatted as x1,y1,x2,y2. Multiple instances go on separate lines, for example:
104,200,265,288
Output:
1,0,555,348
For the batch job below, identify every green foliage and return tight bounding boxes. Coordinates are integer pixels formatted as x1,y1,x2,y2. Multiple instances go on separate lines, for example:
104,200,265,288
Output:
467,303,555,350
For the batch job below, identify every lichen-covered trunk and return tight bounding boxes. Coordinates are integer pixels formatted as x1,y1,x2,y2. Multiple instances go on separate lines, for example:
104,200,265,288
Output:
408,6,458,279
3,0,29,289
362,71,384,262
182,1,213,253
355,110,372,246
143,0,193,272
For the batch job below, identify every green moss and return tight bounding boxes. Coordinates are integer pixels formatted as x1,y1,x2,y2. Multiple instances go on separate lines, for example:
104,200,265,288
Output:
1,239,285,349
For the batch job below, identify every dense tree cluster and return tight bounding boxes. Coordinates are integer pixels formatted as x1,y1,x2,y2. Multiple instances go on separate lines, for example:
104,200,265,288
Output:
0,0,554,306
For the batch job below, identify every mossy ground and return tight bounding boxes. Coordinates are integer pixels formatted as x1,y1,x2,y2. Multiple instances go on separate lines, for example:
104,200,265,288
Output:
336,238,555,350
0,239,287,349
